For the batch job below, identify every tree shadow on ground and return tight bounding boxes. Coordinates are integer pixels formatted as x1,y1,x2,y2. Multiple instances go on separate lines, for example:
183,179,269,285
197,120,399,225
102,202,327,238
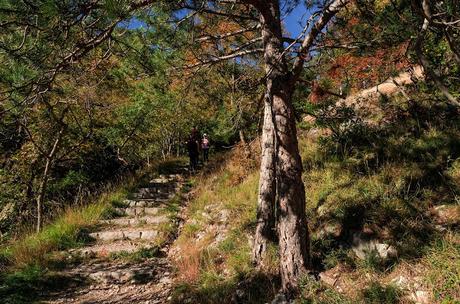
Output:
171,271,280,304
0,266,90,304
308,97,460,271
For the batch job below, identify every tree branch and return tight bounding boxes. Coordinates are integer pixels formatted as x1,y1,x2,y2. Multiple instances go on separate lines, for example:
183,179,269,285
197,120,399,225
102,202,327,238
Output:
182,48,263,69
291,0,350,80
181,5,258,21
415,19,459,107
196,25,260,42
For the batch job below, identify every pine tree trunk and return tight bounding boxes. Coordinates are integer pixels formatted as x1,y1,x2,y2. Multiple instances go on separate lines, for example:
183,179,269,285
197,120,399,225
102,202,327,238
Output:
255,0,310,292
252,2,284,264
273,83,310,293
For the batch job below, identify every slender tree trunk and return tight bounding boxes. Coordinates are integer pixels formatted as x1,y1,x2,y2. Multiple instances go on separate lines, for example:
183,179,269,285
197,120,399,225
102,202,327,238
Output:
252,2,283,264
255,0,310,293
36,126,64,232
36,157,51,232
239,129,252,159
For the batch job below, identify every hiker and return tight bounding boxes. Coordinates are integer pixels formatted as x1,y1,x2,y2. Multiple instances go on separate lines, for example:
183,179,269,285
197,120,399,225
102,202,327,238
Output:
202,133,210,162
186,128,200,172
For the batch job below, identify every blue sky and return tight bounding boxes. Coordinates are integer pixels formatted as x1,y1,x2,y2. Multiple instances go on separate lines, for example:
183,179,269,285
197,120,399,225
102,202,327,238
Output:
283,3,311,38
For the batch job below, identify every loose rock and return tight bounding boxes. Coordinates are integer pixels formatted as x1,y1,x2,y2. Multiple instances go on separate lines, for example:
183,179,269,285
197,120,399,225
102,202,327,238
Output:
352,232,397,260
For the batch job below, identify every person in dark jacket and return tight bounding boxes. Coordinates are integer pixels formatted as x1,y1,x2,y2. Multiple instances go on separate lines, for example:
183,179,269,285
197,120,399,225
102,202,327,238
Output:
186,128,200,172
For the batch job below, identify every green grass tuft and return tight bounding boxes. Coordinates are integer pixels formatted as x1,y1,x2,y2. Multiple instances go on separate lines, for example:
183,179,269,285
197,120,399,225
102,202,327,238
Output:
300,277,354,304
424,232,460,303
361,282,402,304
1,202,107,269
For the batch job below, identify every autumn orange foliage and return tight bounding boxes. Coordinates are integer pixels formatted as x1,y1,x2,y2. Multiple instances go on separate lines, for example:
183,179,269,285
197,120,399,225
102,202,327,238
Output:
309,42,411,103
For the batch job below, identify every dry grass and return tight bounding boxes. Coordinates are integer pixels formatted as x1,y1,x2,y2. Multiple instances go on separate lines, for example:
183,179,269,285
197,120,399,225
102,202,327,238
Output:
2,197,108,269
171,145,267,302
176,242,202,283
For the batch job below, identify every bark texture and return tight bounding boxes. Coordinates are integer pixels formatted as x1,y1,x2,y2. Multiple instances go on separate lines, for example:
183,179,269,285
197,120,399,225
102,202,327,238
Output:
246,0,350,293
254,0,310,292
252,93,277,264
273,83,310,292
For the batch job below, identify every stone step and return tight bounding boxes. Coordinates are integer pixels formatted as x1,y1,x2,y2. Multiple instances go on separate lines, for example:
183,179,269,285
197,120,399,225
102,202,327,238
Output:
130,189,175,200
69,259,169,285
138,185,176,194
89,229,159,241
125,200,169,208
149,177,171,184
75,241,155,256
88,266,154,284
124,198,169,203
115,207,160,216
101,215,169,227
150,175,180,184
147,182,178,189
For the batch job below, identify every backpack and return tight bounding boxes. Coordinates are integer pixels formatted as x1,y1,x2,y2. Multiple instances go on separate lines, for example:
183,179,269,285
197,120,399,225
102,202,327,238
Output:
202,138,209,149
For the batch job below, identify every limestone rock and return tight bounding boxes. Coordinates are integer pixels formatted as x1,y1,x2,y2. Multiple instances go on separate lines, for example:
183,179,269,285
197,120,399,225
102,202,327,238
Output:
411,290,430,304
430,204,460,226
303,114,316,124
319,271,338,286
391,274,432,304
391,275,409,289
374,243,398,259
150,176,170,184
317,205,329,217
316,222,342,238
219,209,230,223
352,232,397,260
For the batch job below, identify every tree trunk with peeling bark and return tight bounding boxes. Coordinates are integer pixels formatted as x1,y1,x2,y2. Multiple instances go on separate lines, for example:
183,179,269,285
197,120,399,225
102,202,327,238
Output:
251,0,310,292
272,79,310,292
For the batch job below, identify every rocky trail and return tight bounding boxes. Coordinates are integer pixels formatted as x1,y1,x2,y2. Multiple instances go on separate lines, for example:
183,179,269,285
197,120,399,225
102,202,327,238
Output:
43,167,189,304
